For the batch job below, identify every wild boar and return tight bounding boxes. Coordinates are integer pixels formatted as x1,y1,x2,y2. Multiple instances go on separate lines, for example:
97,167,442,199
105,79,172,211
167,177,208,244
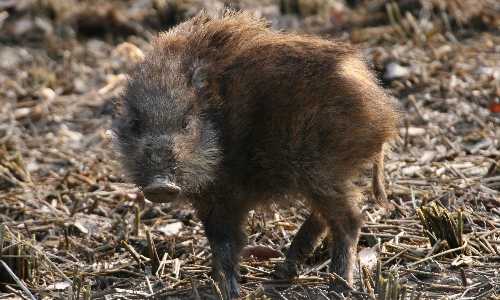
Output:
113,9,400,298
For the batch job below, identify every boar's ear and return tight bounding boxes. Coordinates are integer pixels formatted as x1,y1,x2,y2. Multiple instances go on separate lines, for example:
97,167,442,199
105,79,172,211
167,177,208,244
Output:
191,66,208,90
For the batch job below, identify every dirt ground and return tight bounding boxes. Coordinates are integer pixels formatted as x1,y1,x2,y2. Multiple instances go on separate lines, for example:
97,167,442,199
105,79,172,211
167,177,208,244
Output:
1,0,500,299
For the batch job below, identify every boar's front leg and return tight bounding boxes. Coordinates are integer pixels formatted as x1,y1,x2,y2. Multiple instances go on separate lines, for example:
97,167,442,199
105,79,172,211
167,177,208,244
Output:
196,201,248,298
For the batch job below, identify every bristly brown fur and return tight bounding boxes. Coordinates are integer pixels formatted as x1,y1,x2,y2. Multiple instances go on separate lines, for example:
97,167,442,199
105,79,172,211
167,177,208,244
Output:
113,9,401,299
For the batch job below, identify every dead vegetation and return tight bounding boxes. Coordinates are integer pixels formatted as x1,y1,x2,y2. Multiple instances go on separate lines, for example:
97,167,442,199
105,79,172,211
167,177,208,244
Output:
1,0,500,299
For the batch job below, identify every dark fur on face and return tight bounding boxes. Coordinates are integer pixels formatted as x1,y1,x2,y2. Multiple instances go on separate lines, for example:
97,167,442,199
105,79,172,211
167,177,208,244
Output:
113,9,400,299
114,57,221,197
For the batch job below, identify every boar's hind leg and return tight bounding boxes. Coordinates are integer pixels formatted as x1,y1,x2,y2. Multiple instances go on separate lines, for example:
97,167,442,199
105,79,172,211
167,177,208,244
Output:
198,205,247,299
274,212,327,279
316,193,362,294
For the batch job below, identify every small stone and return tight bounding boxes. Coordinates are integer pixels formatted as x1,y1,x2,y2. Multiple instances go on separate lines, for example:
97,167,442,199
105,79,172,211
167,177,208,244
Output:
41,87,56,101
384,62,411,80
73,77,90,94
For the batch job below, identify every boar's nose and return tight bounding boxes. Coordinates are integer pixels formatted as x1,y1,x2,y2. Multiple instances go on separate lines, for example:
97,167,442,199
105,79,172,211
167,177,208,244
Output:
143,176,181,203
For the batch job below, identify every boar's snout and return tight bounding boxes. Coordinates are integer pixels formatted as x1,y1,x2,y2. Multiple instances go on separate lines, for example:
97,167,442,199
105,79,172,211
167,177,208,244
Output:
142,176,181,203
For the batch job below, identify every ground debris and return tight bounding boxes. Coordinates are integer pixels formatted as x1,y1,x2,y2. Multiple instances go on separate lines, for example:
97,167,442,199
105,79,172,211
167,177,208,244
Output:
1,0,500,299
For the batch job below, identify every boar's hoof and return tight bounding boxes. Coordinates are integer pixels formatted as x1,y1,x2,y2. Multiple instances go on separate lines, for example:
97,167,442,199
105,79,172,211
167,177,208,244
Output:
143,176,181,203
273,260,301,279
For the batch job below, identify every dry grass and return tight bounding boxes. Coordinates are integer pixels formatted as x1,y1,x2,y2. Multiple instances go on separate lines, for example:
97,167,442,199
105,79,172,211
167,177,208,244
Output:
1,0,500,299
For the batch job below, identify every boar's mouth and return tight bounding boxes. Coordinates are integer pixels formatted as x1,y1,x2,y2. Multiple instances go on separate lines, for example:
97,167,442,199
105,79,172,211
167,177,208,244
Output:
142,176,181,203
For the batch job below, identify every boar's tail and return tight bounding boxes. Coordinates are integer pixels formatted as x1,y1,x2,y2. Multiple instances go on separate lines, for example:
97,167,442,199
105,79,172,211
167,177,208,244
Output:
372,147,393,209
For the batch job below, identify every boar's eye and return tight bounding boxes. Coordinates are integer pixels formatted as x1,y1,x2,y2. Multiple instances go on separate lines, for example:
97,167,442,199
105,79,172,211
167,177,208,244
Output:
181,118,190,131
129,118,142,135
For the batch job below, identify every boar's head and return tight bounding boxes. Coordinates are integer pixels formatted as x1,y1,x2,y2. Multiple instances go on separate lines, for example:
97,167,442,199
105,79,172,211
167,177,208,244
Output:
113,56,221,203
